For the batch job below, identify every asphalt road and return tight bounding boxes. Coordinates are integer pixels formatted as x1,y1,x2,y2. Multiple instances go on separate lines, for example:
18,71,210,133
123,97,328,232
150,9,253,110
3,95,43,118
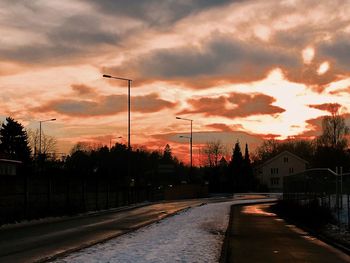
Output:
225,203,350,262
0,199,208,263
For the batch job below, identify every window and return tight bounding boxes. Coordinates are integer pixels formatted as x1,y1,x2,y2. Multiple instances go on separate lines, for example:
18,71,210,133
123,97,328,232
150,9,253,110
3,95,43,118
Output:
289,167,294,174
271,168,279,174
270,177,280,185
284,157,288,163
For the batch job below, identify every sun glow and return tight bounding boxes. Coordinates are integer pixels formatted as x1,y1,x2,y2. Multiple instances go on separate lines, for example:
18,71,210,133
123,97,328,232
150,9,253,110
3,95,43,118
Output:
317,61,330,75
302,47,315,64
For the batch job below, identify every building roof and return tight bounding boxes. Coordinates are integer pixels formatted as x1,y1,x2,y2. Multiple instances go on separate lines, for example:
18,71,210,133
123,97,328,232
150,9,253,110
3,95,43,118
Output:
257,150,308,168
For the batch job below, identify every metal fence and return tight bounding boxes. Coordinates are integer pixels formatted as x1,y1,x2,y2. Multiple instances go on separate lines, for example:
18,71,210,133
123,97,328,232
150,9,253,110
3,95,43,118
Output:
0,173,160,225
283,168,350,228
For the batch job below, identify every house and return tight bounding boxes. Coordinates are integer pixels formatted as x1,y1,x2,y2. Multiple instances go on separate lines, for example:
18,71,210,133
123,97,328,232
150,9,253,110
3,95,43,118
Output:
0,159,22,176
254,151,308,192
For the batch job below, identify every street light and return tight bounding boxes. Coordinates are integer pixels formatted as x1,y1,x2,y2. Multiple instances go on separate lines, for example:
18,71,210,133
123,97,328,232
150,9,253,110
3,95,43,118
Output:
103,74,132,150
176,117,193,168
39,118,56,156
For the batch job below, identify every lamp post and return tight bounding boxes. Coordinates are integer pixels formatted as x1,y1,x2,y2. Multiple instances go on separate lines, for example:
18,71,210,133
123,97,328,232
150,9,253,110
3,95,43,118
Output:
176,117,193,168
103,74,134,196
103,74,132,150
39,118,56,156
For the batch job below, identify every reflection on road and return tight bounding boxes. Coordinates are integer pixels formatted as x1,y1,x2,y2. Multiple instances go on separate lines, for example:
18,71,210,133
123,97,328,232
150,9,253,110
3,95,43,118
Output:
242,204,276,216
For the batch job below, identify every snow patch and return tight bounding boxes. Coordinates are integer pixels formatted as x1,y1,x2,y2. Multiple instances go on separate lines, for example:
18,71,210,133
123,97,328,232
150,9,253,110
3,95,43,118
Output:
53,199,275,263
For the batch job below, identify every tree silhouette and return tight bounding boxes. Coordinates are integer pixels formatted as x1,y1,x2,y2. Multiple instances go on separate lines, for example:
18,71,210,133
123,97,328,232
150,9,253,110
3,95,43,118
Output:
243,143,254,191
317,105,349,149
229,140,244,192
244,143,250,164
163,144,172,162
27,128,57,158
0,117,31,162
203,140,224,167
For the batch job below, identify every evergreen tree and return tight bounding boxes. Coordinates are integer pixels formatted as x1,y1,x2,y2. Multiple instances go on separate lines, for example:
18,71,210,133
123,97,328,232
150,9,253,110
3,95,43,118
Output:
244,143,250,165
229,140,244,192
0,117,31,162
232,140,243,165
163,144,172,162
243,143,254,191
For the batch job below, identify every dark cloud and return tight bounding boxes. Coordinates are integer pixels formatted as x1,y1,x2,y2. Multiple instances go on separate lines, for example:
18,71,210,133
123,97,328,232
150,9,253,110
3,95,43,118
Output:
319,35,350,71
35,93,177,117
178,92,285,118
0,14,121,64
282,33,350,91
105,34,300,88
87,0,234,27
283,59,342,92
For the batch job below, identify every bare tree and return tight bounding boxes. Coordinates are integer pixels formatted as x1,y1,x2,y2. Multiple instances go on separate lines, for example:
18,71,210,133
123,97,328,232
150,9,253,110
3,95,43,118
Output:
203,140,224,167
27,128,57,157
318,104,349,149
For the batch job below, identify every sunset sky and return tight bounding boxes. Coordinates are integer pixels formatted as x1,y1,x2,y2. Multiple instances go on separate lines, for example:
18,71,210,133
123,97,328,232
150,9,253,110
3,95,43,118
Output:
1,0,350,164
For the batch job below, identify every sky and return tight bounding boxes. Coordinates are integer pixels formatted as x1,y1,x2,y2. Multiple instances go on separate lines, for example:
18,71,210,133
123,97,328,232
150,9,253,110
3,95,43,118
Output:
1,0,350,164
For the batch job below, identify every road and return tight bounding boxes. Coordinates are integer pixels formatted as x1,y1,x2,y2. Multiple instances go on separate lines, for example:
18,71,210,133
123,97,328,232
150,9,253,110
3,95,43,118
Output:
0,199,211,263
225,203,350,262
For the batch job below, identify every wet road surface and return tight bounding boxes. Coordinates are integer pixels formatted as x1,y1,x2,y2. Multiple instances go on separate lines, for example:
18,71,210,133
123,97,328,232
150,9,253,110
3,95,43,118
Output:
225,203,350,262
0,200,207,263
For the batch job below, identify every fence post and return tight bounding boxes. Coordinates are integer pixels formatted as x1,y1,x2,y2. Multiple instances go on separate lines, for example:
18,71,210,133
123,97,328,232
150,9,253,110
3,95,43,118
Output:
48,173,52,214
95,175,99,211
106,177,110,210
24,174,28,218
347,194,350,229
82,177,86,212
66,175,70,213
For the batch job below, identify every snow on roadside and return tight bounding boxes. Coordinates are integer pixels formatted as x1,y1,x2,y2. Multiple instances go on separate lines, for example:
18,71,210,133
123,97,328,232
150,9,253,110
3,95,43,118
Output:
53,199,275,263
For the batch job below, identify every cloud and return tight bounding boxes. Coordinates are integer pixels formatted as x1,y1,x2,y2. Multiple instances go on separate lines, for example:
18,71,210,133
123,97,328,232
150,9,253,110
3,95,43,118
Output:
308,103,342,113
153,130,264,149
34,93,177,117
104,34,300,88
319,35,350,72
87,0,234,27
178,92,285,118
205,123,244,132
0,6,123,64
71,84,97,96
296,112,350,139
329,86,350,95
295,116,323,138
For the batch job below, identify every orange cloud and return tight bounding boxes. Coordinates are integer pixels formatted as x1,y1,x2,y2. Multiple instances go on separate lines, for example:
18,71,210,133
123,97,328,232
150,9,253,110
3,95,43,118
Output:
308,103,342,113
178,92,285,118
71,84,97,96
205,123,244,132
